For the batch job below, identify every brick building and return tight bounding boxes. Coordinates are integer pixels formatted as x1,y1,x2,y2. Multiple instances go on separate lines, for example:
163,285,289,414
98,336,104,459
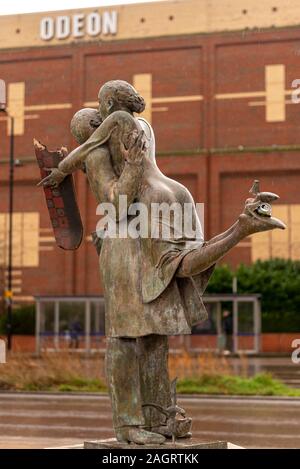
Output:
0,0,300,304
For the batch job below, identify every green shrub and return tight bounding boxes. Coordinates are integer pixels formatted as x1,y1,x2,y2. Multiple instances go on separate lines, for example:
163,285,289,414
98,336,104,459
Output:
0,304,35,335
205,264,233,294
177,373,300,396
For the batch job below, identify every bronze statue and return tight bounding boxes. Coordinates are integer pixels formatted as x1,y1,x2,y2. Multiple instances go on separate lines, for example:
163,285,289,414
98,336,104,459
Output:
37,80,285,445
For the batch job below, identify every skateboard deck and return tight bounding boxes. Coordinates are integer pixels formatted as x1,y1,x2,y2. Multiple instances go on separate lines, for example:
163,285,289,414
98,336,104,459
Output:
34,139,83,250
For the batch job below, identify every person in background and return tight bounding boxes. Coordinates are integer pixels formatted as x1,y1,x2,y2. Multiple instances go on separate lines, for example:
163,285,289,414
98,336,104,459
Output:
222,310,233,354
69,318,82,349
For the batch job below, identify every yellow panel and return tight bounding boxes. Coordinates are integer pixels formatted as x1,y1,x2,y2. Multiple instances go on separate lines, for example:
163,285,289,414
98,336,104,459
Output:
252,204,300,261
12,213,22,266
23,213,40,267
291,205,300,260
7,82,25,136
271,205,289,258
265,65,285,123
0,214,6,266
0,212,39,267
215,91,266,100
251,231,271,262
25,103,71,111
152,96,203,104
133,74,152,124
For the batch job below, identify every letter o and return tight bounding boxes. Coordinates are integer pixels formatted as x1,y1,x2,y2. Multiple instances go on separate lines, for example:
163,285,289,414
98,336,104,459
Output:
40,17,54,41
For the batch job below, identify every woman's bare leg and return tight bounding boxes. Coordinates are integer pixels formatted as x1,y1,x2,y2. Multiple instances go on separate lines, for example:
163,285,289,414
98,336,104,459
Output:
177,211,285,278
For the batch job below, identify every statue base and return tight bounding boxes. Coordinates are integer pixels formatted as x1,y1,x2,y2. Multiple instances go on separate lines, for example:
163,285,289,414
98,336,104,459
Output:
84,438,243,449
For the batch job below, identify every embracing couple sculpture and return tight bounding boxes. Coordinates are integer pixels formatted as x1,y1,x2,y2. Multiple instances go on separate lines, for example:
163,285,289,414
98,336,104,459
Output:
37,80,285,445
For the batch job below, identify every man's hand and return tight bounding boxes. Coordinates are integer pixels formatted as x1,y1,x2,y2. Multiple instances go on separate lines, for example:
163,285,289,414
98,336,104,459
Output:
37,167,67,188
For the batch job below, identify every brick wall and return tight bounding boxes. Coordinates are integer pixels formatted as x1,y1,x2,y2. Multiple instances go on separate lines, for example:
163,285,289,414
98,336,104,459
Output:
1,28,300,300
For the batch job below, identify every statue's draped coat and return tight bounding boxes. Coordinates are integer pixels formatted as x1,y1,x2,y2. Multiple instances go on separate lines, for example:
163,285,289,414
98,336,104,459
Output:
99,118,215,338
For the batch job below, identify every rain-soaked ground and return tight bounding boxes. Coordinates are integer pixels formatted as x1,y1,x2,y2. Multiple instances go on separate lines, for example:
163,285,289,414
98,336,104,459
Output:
1,392,300,449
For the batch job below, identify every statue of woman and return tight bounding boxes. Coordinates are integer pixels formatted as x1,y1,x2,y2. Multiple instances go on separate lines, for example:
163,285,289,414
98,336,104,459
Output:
40,80,285,445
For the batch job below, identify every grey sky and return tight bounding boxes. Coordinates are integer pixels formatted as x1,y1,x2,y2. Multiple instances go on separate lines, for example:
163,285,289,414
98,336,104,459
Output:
0,0,163,16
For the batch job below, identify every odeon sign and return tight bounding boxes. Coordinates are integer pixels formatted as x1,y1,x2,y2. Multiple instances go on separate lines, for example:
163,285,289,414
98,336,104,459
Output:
40,11,118,41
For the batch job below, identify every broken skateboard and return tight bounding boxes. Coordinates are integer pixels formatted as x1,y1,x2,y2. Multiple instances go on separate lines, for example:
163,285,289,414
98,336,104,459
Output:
34,139,83,250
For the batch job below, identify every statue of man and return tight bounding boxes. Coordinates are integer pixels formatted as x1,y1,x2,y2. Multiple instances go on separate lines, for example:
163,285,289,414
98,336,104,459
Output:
39,80,285,445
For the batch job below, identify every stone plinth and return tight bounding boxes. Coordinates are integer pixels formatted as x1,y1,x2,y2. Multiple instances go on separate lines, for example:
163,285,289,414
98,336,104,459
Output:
84,438,242,449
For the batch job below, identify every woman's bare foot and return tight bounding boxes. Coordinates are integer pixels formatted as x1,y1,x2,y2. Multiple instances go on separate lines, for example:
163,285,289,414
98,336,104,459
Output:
237,209,286,238
237,181,286,237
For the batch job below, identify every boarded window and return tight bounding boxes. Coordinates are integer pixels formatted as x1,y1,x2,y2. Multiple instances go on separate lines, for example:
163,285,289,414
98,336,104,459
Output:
251,204,300,261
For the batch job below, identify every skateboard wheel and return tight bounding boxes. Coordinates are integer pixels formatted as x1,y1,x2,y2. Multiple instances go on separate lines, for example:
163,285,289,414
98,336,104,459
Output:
256,203,271,217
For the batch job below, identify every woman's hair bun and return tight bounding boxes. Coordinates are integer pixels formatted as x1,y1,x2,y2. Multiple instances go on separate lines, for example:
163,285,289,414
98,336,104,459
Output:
130,94,146,113
115,83,146,114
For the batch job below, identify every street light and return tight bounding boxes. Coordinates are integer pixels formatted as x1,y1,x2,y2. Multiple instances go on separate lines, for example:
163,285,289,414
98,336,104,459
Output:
0,79,15,351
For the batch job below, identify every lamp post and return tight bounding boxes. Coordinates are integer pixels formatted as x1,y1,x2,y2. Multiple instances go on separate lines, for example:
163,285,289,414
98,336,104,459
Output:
0,82,15,351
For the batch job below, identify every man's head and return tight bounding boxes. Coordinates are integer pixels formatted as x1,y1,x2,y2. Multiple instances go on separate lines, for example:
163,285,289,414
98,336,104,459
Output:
70,108,101,144
98,80,145,120
222,310,231,318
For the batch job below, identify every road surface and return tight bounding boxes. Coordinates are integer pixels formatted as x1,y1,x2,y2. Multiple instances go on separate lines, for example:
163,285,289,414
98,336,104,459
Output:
0,392,300,449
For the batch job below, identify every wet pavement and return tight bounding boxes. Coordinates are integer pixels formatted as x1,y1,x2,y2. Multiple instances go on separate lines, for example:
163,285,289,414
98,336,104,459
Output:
1,392,300,449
